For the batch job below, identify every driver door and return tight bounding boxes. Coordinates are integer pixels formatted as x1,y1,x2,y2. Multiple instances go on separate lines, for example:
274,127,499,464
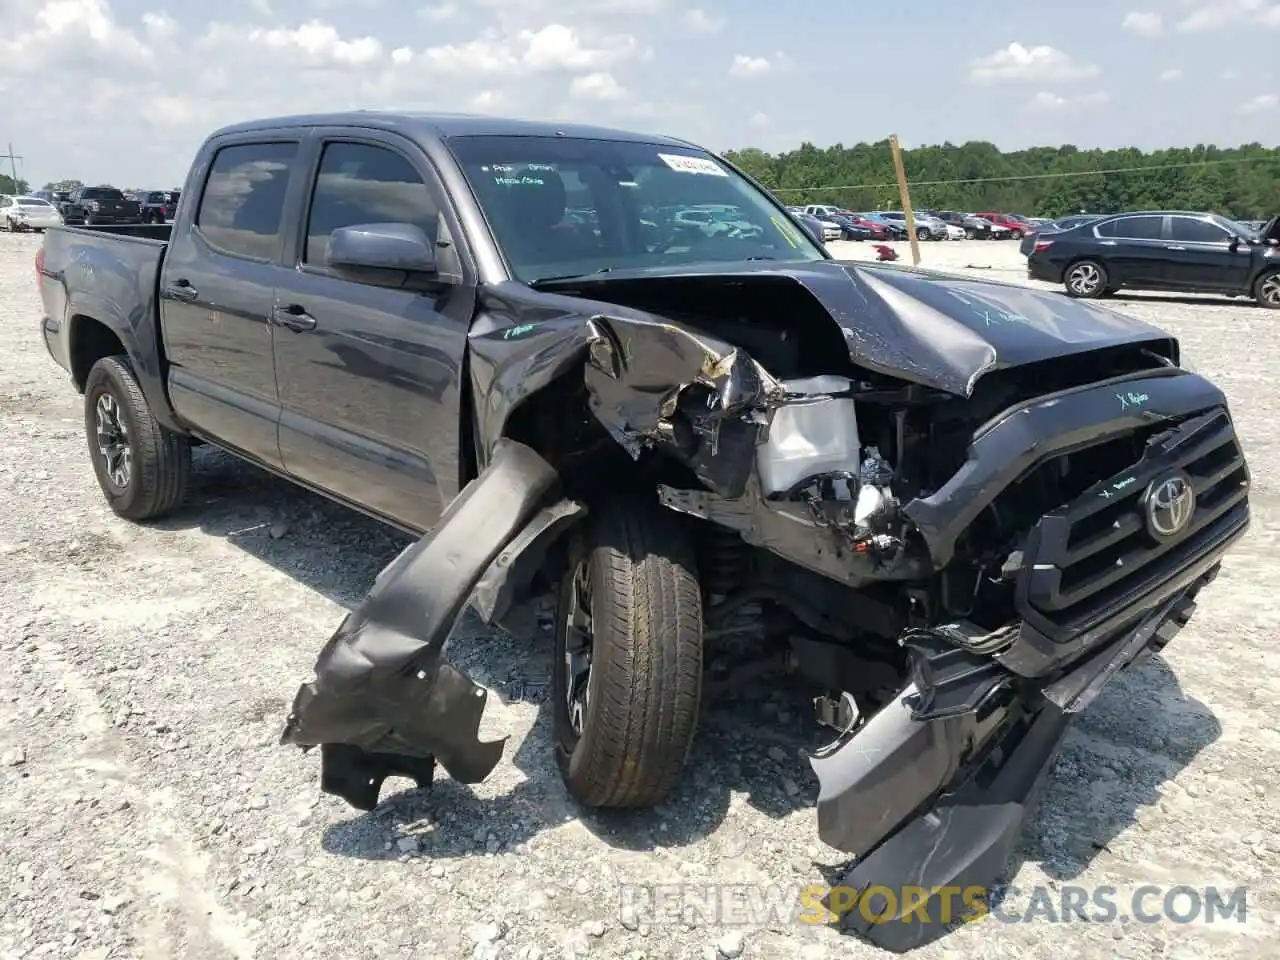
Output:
271,131,477,533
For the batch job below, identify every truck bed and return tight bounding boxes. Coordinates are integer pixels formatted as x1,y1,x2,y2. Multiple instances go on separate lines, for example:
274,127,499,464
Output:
38,222,174,429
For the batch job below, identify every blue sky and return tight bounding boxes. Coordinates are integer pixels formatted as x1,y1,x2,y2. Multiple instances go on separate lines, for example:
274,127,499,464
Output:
1,0,1277,187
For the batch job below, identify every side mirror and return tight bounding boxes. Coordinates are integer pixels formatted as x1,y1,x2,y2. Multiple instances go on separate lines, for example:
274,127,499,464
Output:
326,222,447,289
1229,236,1241,252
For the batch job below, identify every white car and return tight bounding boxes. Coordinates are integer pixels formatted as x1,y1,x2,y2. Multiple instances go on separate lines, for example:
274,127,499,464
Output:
943,222,966,240
1,195,63,232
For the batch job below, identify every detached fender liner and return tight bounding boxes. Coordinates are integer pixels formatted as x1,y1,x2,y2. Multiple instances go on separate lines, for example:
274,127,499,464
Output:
280,439,561,810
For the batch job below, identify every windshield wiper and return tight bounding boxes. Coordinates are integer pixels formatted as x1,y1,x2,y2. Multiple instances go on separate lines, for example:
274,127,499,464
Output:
530,267,617,286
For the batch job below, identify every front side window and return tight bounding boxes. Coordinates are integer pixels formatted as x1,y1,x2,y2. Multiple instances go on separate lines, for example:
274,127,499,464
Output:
447,134,824,284
1171,217,1230,243
196,141,298,259
304,141,439,265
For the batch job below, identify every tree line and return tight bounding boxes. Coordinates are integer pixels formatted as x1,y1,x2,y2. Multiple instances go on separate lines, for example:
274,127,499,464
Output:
724,141,1280,220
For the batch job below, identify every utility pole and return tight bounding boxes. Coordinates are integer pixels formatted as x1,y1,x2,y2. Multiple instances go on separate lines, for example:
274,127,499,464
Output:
889,135,921,266
1,143,23,190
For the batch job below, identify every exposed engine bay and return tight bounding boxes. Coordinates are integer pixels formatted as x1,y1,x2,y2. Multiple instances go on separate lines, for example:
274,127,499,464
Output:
281,261,1251,951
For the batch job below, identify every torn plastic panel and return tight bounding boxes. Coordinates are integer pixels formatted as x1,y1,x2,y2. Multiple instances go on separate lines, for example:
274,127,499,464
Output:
280,439,562,809
468,295,784,498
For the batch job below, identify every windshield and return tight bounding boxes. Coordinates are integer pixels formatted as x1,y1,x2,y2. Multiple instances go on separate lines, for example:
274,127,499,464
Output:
17,198,52,207
446,135,826,283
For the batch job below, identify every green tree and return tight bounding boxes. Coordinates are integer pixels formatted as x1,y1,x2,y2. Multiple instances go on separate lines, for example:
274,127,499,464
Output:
0,174,30,195
723,140,1280,219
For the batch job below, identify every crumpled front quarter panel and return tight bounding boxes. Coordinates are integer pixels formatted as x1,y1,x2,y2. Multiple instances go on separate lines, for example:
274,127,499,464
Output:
280,439,561,790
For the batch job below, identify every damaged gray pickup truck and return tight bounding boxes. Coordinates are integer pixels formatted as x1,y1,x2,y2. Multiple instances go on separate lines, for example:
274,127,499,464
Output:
38,112,1250,950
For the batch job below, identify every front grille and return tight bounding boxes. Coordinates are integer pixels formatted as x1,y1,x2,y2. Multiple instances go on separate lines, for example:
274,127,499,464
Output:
1021,407,1248,629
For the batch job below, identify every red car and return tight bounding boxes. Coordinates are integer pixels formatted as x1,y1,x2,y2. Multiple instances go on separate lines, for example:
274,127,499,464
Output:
838,212,890,239
975,212,1032,238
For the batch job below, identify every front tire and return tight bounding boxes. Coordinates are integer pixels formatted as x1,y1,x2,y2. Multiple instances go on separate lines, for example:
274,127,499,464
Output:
915,228,928,241
552,496,703,808
1254,269,1280,309
1064,259,1109,298
83,356,191,521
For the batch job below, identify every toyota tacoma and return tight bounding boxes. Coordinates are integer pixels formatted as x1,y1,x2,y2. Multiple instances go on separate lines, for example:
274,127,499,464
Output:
35,112,1250,950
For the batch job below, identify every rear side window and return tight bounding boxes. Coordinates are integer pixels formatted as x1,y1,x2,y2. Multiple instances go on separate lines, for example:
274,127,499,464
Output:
197,141,299,260
303,141,439,265
1099,216,1163,240
1170,217,1230,243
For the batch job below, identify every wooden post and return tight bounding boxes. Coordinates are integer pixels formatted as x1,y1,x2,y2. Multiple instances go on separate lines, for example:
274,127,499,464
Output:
889,135,920,266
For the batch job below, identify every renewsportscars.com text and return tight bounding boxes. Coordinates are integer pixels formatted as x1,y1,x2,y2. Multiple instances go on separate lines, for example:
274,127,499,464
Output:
617,882,1248,927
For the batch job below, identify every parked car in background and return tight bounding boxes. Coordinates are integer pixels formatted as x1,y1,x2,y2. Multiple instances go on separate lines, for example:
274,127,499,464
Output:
138,190,181,223
933,211,1007,240
823,213,876,241
975,212,1031,238
852,212,907,240
837,213,889,240
801,203,844,218
878,210,947,240
791,209,840,242
58,185,142,226
1,195,63,232
1026,210,1280,306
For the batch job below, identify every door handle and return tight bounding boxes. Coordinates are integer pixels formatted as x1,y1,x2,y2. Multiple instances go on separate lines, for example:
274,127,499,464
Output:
165,279,198,302
1166,245,1186,251
272,304,317,332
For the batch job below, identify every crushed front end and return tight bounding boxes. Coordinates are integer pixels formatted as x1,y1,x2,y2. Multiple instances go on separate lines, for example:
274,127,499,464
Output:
281,262,1251,952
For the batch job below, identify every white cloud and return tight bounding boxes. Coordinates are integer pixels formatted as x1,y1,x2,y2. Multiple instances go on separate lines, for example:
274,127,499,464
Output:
569,71,626,100
520,23,639,70
683,9,723,33
1159,67,1184,80
729,54,771,77
1237,92,1278,113
243,20,383,66
1028,90,1112,111
969,42,1100,84
1122,11,1164,34
748,111,771,127
0,0,154,73
1175,0,1280,32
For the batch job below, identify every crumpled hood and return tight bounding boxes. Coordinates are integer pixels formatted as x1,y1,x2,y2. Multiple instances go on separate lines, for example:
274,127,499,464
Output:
537,259,1176,397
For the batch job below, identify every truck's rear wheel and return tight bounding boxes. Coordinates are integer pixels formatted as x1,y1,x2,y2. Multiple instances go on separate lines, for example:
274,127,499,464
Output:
552,495,703,808
83,356,191,521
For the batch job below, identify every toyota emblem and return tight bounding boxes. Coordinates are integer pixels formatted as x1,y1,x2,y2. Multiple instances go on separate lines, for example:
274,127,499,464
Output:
1144,473,1196,540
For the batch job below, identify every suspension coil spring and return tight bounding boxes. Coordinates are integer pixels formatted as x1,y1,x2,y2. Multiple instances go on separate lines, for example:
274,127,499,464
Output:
701,525,750,597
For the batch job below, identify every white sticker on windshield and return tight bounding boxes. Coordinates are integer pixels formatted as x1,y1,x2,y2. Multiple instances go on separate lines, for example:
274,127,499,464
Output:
658,153,729,176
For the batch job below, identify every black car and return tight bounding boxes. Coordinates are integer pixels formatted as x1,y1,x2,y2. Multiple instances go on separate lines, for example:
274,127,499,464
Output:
1026,210,1280,307
58,185,143,225
1018,214,1104,256
137,190,180,224
826,213,875,241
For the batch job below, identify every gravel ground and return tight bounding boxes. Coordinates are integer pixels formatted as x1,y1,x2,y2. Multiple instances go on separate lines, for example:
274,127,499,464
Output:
1,233,1277,960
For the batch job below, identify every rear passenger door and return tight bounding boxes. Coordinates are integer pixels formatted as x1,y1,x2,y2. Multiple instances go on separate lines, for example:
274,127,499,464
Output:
1092,215,1167,286
270,131,476,533
160,137,304,468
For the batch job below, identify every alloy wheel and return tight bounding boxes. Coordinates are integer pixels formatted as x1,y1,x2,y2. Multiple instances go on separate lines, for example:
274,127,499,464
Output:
1067,263,1102,295
1260,274,1280,307
94,392,132,489
562,559,594,737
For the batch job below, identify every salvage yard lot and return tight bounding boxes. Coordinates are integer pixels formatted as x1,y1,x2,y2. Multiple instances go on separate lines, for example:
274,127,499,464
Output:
1,234,1277,960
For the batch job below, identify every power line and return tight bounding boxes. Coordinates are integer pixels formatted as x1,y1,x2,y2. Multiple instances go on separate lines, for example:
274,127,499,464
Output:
767,155,1277,193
